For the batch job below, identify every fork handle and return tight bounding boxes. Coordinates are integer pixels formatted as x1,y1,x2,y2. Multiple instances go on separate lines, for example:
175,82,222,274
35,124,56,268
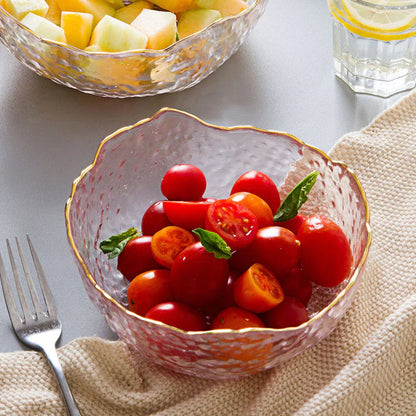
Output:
41,344,82,416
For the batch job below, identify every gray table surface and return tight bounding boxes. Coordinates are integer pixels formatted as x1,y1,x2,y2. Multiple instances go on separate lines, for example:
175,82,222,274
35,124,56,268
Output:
0,0,407,353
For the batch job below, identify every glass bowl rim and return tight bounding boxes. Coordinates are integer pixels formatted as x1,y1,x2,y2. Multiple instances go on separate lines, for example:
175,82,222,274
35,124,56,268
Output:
65,107,372,336
337,0,416,10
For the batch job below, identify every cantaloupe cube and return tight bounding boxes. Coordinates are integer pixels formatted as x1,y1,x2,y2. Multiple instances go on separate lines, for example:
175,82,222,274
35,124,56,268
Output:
196,0,247,17
55,0,114,26
61,11,93,49
114,0,152,24
44,0,61,25
150,0,194,13
177,8,220,39
4,0,48,20
89,14,147,52
131,9,176,49
20,12,66,42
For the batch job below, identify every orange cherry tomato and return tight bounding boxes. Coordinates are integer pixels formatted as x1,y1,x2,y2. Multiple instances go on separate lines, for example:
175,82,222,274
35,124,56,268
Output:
211,306,265,330
151,225,195,268
228,192,273,228
233,263,285,313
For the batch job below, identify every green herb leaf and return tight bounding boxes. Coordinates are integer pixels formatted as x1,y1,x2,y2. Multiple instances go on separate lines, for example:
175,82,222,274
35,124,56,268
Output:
192,228,232,260
273,171,319,222
175,32,179,42
99,227,140,259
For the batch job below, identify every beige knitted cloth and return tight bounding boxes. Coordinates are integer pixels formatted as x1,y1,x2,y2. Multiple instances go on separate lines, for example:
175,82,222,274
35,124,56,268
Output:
1,93,416,416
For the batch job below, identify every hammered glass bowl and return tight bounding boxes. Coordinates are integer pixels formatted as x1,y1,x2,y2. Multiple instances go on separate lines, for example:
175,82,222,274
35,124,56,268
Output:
65,108,371,379
0,0,267,97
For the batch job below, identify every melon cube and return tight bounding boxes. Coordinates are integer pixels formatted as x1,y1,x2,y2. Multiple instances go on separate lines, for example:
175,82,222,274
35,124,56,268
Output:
177,8,221,39
55,0,115,26
61,11,93,49
44,0,61,25
114,0,152,24
196,0,247,17
89,14,147,52
131,9,176,50
4,0,48,20
150,0,194,13
20,12,66,42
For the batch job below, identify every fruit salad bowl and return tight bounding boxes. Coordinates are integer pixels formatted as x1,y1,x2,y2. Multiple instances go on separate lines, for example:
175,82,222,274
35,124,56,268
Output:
65,108,371,379
0,0,267,97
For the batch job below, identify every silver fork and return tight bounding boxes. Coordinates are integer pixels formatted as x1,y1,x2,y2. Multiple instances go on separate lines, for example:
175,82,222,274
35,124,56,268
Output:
0,236,82,416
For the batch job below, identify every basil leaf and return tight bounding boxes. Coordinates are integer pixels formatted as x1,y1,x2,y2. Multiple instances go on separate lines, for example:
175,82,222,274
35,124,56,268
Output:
192,228,232,260
99,227,140,259
273,171,319,222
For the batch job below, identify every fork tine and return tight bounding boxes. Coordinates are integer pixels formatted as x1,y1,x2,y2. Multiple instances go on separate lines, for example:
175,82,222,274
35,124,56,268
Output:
26,235,58,317
0,248,22,327
6,238,32,323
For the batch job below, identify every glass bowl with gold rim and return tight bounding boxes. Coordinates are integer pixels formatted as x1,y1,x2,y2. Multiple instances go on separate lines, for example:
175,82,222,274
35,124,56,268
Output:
65,108,371,379
0,0,267,97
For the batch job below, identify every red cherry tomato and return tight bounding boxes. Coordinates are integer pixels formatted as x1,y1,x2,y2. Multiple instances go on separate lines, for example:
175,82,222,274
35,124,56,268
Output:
231,170,280,214
211,306,265,330
127,269,172,316
161,164,206,201
275,214,306,235
151,226,195,268
170,242,229,308
233,263,285,313
262,297,308,329
145,302,207,331
117,236,162,282
228,192,274,229
278,266,312,306
205,199,258,250
141,201,172,235
297,215,353,287
163,198,216,230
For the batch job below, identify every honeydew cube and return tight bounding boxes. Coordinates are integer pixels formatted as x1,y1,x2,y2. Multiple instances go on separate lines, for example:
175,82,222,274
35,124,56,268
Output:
177,8,220,39
55,0,114,26
150,0,195,13
196,0,247,17
4,0,48,20
20,12,66,42
131,9,176,49
89,14,147,52
114,0,152,24
61,11,93,49
84,43,102,51
44,0,61,25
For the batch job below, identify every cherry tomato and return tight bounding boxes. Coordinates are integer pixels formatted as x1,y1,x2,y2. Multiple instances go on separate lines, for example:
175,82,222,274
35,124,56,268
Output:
151,226,195,268
228,192,274,229
230,170,280,214
170,242,229,308
297,215,353,287
205,199,258,250
278,266,312,306
141,201,172,235
163,198,216,230
161,164,206,201
262,297,308,329
233,263,285,313
211,306,265,330
117,236,162,282
145,301,207,331
276,214,306,235
127,269,172,316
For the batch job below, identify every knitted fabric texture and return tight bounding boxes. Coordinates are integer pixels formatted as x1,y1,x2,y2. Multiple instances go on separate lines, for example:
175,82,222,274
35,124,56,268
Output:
1,93,416,416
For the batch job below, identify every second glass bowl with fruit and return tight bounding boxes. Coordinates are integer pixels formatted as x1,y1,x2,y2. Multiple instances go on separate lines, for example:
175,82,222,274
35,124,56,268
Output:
66,108,371,378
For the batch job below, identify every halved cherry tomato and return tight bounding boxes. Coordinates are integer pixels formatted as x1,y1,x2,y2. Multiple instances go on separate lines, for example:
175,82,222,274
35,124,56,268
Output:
262,297,308,329
161,164,206,201
233,263,284,313
275,214,306,235
163,198,216,230
231,170,280,214
278,266,312,306
297,215,353,287
145,301,207,331
117,236,162,282
151,226,195,268
228,192,274,229
127,269,172,316
141,201,172,235
205,199,258,250
211,306,265,330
